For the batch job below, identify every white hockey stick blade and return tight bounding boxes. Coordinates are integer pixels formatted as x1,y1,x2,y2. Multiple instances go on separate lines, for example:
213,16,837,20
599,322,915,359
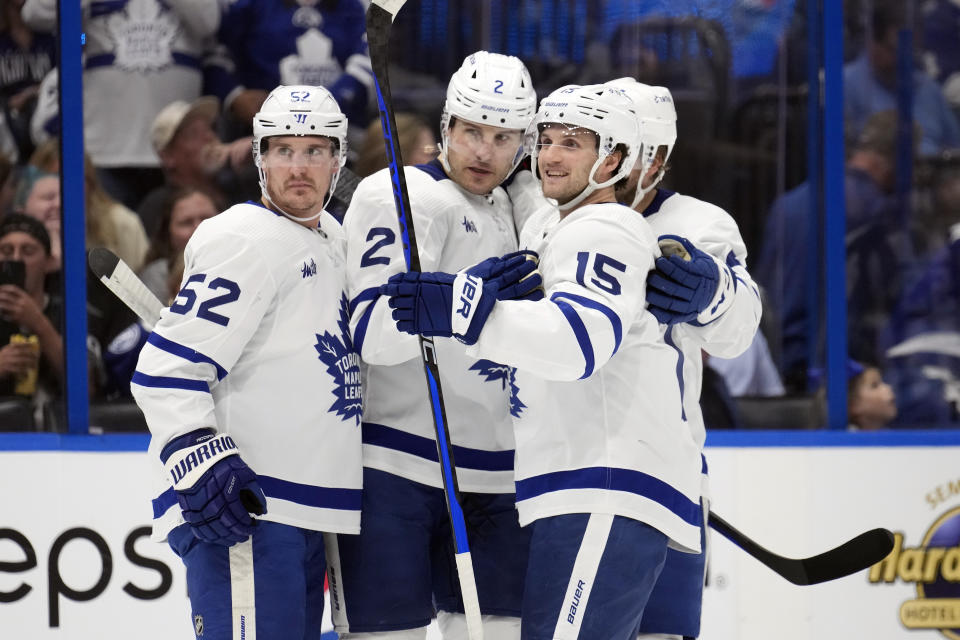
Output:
370,0,407,19
87,247,163,328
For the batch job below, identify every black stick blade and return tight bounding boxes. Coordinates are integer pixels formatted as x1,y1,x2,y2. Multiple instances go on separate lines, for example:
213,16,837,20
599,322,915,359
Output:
710,511,895,586
87,246,119,280
800,527,895,585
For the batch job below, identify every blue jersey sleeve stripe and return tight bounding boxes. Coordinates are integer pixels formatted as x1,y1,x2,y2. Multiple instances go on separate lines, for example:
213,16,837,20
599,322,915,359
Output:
148,333,228,380
349,287,380,316
550,296,595,379
131,372,210,393
151,487,177,519
515,466,701,527
362,422,514,471
551,292,622,356
258,475,362,511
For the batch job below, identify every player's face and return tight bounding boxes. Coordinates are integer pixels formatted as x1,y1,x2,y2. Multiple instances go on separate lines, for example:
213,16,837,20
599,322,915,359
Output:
536,124,600,205
445,119,523,195
616,154,662,210
261,136,339,222
169,191,218,253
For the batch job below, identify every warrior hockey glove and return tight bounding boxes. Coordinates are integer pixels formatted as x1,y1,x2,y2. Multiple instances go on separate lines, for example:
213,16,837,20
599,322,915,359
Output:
646,234,735,325
160,429,266,546
381,251,543,344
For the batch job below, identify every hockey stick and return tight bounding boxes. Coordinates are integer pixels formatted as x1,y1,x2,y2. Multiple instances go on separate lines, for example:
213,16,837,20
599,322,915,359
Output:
709,511,894,585
87,249,896,588
365,2,483,637
88,247,164,328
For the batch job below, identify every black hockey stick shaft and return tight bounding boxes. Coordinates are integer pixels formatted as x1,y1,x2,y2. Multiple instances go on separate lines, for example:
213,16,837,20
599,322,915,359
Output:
365,1,484,636
709,510,895,585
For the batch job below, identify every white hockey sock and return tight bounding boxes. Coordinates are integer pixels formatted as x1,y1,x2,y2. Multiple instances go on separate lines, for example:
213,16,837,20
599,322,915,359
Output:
437,611,521,640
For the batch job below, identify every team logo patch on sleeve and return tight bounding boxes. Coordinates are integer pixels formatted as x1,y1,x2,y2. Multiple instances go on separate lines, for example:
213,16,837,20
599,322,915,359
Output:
314,295,363,424
470,359,528,417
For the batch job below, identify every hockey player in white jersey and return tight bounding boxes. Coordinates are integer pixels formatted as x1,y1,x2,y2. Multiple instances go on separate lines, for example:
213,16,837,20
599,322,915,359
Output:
607,78,762,640
380,84,705,640
329,51,539,640
131,85,362,640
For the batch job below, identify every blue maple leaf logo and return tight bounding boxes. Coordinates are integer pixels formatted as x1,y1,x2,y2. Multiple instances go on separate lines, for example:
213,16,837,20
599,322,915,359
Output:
314,295,362,424
469,359,527,417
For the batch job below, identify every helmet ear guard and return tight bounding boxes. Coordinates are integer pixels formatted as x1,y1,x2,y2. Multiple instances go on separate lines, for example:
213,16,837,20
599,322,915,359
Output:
252,85,348,213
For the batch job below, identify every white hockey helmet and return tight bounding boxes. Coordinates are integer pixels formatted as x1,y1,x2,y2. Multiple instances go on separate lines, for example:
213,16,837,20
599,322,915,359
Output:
252,85,348,210
530,83,642,211
606,77,677,206
439,51,537,173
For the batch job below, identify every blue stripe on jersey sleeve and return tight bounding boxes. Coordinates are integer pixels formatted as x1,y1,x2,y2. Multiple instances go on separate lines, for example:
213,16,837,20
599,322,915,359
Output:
362,422,514,471
131,372,210,392
515,466,701,527
258,476,362,511
550,296,595,379
349,287,380,316
551,292,622,356
148,333,228,380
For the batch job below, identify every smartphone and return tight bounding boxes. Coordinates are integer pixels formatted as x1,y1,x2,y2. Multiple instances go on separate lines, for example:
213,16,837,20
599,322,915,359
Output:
0,260,25,288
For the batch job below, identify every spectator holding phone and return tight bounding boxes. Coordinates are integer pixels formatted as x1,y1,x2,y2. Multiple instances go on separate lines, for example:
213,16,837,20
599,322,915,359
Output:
0,213,62,400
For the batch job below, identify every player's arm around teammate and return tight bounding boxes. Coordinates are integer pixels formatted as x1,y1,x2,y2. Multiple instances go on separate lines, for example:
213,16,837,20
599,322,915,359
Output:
382,84,704,640
132,85,364,640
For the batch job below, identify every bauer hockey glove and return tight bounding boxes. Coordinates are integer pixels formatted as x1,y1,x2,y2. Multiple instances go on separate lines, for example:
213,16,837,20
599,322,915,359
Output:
381,251,542,344
160,429,266,546
646,235,735,325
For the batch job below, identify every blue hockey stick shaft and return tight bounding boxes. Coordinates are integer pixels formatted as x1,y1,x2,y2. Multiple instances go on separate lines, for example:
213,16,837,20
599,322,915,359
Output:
365,2,484,637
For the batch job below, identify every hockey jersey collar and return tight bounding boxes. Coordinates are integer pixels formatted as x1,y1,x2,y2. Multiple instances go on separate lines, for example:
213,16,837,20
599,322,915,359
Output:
641,188,676,217
414,158,450,182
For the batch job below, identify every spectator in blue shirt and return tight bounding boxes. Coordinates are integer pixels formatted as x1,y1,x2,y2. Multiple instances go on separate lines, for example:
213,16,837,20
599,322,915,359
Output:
756,110,913,391
845,0,960,156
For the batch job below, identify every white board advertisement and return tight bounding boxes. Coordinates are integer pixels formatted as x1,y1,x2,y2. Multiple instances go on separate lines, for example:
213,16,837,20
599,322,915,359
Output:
1,434,958,639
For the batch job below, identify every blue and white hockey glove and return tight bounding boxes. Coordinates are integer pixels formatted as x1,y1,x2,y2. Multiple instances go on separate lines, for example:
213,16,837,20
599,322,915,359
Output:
646,235,735,325
381,251,542,344
160,429,266,546
466,250,544,302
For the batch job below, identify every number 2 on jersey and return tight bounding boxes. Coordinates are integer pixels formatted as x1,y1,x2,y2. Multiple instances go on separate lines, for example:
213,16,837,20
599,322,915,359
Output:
576,252,626,295
360,227,396,267
170,274,241,326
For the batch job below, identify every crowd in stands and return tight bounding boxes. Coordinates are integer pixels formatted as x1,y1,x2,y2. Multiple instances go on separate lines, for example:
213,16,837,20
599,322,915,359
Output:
0,0,957,431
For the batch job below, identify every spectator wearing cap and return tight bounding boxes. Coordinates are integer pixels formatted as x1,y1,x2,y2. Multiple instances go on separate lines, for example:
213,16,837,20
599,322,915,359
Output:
756,110,917,391
0,213,62,400
136,96,256,238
